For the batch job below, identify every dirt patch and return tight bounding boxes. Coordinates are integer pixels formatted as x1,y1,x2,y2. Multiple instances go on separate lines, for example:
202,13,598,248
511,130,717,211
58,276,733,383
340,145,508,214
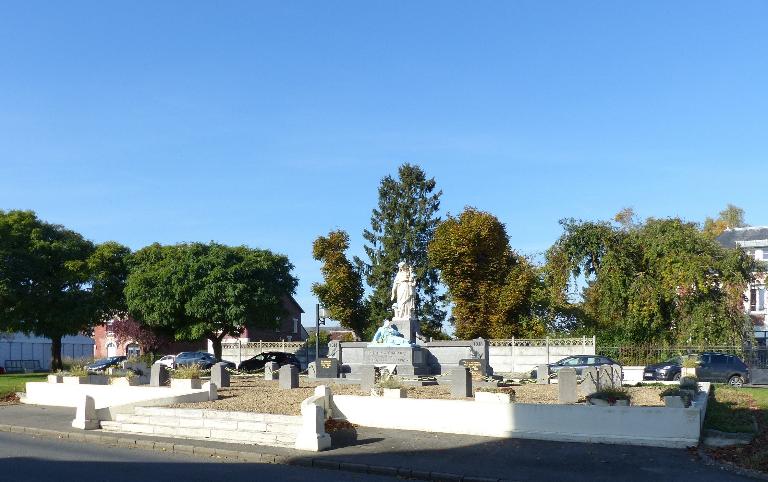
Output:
170,377,667,415
0,393,20,406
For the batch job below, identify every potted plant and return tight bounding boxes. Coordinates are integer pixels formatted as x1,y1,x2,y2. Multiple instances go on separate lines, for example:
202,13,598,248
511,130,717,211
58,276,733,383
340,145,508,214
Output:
47,371,63,384
376,374,407,398
475,386,515,403
111,369,140,386
659,387,693,408
170,364,202,390
681,356,699,378
586,387,630,406
62,365,89,384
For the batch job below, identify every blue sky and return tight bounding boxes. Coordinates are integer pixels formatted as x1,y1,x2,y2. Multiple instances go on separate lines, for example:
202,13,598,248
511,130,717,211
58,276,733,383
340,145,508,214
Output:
1,2,766,329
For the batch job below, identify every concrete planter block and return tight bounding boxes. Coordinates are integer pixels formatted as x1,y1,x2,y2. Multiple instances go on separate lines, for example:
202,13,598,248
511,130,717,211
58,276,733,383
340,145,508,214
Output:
663,396,686,408
63,376,88,385
681,367,697,378
171,378,202,390
587,397,630,406
475,391,514,403
47,375,63,384
382,388,407,399
111,377,140,387
88,374,109,385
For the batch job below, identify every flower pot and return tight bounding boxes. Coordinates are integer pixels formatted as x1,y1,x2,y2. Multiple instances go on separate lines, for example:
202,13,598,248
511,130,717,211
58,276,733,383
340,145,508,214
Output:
587,397,629,406
382,388,407,399
47,375,63,384
111,377,140,387
88,374,109,385
171,378,201,390
62,376,88,385
475,391,514,403
681,367,697,378
663,396,686,408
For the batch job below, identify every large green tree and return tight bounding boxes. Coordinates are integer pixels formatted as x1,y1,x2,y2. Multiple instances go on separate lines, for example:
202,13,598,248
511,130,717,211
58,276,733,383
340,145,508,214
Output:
428,208,544,339
311,230,368,337
703,203,748,237
125,242,297,359
0,210,130,369
547,215,756,346
356,164,445,337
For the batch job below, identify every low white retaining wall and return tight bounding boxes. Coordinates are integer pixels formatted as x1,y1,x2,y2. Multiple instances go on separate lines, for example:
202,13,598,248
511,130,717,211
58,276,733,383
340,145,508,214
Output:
332,382,711,448
23,382,212,410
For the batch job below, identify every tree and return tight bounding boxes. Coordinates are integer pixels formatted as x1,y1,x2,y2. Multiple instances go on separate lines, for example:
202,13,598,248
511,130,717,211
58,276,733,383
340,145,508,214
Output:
110,316,168,355
0,210,130,369
125,242,297,359
703,203,747,237
311,230,368,337
428,208,543,339
546,216,756,346
356,164,445,337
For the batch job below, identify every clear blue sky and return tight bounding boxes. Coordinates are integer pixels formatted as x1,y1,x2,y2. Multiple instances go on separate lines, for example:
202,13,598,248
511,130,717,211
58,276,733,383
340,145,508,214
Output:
1,2,766,329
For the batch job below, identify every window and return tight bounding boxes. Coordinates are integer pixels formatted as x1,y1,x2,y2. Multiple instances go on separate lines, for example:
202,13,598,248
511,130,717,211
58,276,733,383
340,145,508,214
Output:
561,357,580,366
126,343,140,357
710,354,728,365
751,288,757,311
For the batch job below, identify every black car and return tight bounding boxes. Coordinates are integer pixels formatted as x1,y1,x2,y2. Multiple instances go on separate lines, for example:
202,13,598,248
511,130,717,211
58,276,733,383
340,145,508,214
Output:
238,352,302,372
174,351,235,370
85,356,127,373
643,352,749,386
530,355,620,379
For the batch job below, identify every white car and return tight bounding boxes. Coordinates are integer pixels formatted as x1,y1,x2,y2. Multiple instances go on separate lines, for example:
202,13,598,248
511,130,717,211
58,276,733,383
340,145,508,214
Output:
154,354,176,369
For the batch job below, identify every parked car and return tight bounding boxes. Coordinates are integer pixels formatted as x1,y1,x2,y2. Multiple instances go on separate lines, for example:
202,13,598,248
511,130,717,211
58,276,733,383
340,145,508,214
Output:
153,354,176,369
85,356,127,373
530,355,620,379
238,351,302,372
643,352,749,386
174,351,235,370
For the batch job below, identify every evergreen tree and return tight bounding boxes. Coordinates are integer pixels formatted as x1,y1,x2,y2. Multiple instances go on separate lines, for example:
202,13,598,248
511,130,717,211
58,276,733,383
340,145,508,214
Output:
356,164,445,336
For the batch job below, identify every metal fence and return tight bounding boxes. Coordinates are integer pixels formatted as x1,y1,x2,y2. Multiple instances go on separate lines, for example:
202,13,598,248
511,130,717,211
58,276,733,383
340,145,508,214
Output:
596,345,745,367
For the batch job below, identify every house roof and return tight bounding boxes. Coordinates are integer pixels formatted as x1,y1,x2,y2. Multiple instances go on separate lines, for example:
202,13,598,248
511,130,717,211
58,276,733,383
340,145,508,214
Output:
716,226,768,249
281,294,305,314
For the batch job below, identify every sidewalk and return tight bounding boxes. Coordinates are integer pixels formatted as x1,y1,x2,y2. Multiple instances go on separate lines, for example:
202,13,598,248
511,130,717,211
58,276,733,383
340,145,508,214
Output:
0,404,754,481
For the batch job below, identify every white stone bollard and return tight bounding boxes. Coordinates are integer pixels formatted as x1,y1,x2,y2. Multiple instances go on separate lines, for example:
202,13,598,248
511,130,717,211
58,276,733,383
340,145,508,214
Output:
72,395,99,430
294,402,331,452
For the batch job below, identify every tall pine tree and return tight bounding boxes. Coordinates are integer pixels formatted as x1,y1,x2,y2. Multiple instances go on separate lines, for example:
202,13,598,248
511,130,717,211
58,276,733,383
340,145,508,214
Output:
355,164,446,336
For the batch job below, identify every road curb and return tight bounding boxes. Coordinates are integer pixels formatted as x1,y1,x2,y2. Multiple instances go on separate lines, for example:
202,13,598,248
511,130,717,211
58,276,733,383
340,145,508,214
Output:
0,423,505,481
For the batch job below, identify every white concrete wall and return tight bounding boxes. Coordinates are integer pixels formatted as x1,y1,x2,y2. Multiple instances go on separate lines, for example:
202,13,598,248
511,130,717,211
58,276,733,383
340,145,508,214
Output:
0,333,94,370
331,383,710,449
23,382,210,409
489,341,596,374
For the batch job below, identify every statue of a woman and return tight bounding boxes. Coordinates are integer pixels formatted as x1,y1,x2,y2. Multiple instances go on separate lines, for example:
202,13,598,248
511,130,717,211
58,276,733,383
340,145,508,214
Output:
391,262,416,319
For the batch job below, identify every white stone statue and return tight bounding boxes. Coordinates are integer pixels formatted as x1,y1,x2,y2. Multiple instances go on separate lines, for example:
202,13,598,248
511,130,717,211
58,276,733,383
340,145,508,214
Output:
391,261,417,319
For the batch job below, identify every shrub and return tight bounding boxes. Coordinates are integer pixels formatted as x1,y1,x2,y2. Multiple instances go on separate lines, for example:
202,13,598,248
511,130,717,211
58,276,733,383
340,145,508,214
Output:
660,387,693,407
67,365,89,377
681,356,700,368
475,386,516,395
171,364,202,379
378,374,403,389
680,376,699,390
587,387,630,404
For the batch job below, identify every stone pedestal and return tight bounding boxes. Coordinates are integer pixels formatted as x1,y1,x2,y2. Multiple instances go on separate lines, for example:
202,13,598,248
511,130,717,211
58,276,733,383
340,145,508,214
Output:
279,365,298,389
391,316,419,344
151,364,169,387
450,367,472,398
360,365,376,391
558,367,578,404
264,362,279,380
211,362,230,388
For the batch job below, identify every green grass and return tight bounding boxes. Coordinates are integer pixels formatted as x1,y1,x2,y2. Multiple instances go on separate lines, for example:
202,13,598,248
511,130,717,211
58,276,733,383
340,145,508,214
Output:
0,373,48,397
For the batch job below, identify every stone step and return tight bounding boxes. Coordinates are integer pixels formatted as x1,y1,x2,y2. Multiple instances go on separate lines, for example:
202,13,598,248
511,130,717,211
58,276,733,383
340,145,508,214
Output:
99,421,297,447
113,413,301,435
133,407,302,426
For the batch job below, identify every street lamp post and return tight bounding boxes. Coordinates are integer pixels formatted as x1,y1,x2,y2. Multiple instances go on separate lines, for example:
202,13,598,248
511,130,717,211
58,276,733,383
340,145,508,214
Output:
315,303,327,363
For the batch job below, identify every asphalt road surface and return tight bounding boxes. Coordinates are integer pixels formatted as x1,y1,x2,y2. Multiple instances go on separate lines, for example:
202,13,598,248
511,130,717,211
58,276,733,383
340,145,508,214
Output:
0,432,393,482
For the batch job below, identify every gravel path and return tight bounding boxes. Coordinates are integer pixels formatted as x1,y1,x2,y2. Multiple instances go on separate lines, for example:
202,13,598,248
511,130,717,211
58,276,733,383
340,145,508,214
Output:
170,376,666,415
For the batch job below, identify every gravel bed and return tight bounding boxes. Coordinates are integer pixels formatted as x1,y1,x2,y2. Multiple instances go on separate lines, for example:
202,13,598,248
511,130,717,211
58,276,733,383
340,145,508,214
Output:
170,377,667,415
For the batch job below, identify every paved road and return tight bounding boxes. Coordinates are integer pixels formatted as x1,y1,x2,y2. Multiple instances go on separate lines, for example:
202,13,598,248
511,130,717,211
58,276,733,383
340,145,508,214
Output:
0,432,390,482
